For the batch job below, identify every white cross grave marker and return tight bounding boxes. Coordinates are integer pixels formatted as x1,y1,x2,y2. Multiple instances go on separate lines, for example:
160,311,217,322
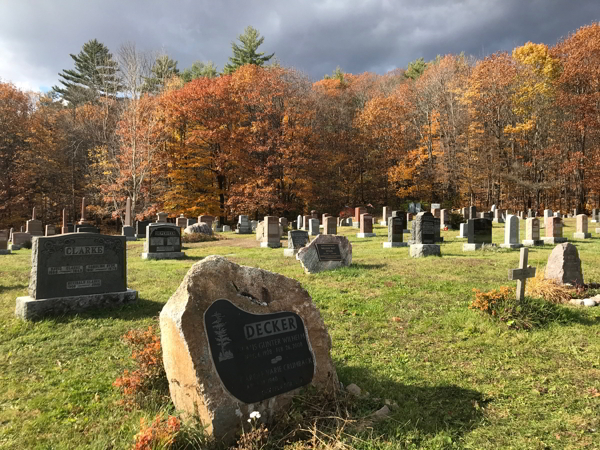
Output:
508,247,536,301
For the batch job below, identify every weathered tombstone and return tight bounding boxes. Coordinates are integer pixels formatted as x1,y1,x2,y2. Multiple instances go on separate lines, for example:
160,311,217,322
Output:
573,214,591,239
468,206,476,221
410,212,440,257
297,215,303,229
184,222,213,236
493,208,504,224
143,223,185,259
323,216,337,235
380,207,392,226
508,248,536,301
261,216,281,248
357,213,376,238
15,234,137,320
457,222,468,239
308,218,320,237
176,214,187,228
523,218,543,246
45,225,56,236
354,206,366,224
122,197,137,241
463,218,493,251
199,215,214,229
0,230,10,254
61,209,69,234
303,215,310,230
297,234,352,273
156,212,168,223
26,207,43,236
592,208,598,223
159,255,338,440
440,209,449,229
284,230,309,257
255,221,265,241
545,243,583,286
135,220,150,238
236,215,252,234
383,216,407,248
279,217,288,229
431,207,441,219
500,215,522,249
10,232,32,250
543,217,567,244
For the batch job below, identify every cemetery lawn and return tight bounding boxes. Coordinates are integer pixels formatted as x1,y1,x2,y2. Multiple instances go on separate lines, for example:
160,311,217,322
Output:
1,219,599,449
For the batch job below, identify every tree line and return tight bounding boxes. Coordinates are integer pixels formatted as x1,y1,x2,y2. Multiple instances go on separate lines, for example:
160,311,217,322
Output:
1,23,599,229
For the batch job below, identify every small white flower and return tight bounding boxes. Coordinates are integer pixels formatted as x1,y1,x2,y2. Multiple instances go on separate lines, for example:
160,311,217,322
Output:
249,411,261,420
247,418,251,423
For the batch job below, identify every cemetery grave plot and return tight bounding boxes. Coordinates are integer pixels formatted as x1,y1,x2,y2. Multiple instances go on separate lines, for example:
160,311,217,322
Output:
1,218,599,449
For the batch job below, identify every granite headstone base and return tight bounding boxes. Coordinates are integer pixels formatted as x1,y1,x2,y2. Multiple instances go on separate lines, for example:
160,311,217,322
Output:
9,244,21,250
499,243,523,249
0,249,11,255
573,232,591,239
383,242,407,248
523,239,544,247
409,244,440,258
542,237,567,244
283,248,300,257
15,289,138,320
122,225,137,241
463,243,483,251
356,232,376,238
260,241,282,248
142,251,185,260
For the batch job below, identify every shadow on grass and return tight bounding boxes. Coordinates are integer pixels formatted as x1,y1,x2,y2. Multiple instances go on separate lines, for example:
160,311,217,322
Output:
334,365,488,443
0,283,28,295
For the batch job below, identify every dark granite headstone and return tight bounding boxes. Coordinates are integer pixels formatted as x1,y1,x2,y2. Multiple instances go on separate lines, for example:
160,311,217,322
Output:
145,224,182,253
204,299,314,403
411,212,435,244
470,218,492,244
66,223,74,233
289,230,309,249
136,220,150,237
388,216,404,243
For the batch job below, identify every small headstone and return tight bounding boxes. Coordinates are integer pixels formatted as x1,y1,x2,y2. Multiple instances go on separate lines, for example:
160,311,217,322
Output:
545,243,583,286
250,220,258,231
527,209,534,218
440,209,449,229
255,221,265,241
279,217,288,229
431,203,441,210
142,223,184,259
122,199,137,241
261,216,282,248
543,217,567,244
135,220,150,238
544,209,553,223
284,230,309,257
26,207,43,236
308,218,320,237
461,207,469,220
591,208,598,223
354,206,366,224
383,216,407,248
463,218,493,251
573,214,591,239
468,206,476,221
297,234,352,273
553,212,562,218
493,208,504,224
236,215,252,234
321,214,330,226
0,230,10,255
433,217,443,243
76,225,99,233
357,213,375,238
408,202,416,214
500,215,522,249
222,225,231,232
45,225,56,236
491,204,497,212
297,215,303,229
176,214,187,228
184,222,212,235
380,207,391,226
409,212,440,257
303,215,310,230
61,209,69,234
323,216,337,235
159,255,338,441
431,207,440,219
10,232,32,250
15,234,137,320
523,218,543,246
199,215,214,229
156,212,168,223
457,222,468,239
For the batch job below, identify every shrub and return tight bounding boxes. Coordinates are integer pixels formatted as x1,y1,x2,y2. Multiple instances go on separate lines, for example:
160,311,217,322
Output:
449,213,464,230
133,414,180,450
114,326,167,409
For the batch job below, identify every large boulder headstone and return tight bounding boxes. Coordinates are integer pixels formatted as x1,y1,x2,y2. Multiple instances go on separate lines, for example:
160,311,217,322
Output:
143,223,184,259
410,212,440,257
523,218,543,246
296,234,352,274
159,255,338,440
15,234,137,320
284,230,309,257
545,243,583,286
500,215,522,249
184,222,212,235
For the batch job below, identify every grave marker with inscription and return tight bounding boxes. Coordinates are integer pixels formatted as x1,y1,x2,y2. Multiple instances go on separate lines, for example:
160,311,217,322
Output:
500,215,522,249
573,214,591,239
261,216,282,248
463,218,493,251
284,230,309,257
0,230,10,255
523,218,543,246
409,212,440,257
135,220,150,238
357,213,375,238
10,232,31,250
296,234,352,274
26,207,43,236
384,216,407,248
142,223,185,259
323,216,337,235
160,255,338,440
543,217,567,244
15,233,137,320
122,197,137,240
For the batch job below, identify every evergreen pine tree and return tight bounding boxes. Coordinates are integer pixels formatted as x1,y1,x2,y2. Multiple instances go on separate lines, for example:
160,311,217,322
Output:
223,26,274,74
142,54,180,94
181,61,218,82
52,39,121,105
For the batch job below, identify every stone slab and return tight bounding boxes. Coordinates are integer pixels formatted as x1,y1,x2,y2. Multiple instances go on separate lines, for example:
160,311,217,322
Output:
499,243,523,249
356,233,376,238
409,244,441,258
383,242,407,248
573,233,591,239
283,248,299,257
463,243,483,251
522,240,544,247
542,237,568,244
8,244,21,250
141,252,185,260
260,241,282,248
0,249,11,255
15,289,138,320
296,235,352,274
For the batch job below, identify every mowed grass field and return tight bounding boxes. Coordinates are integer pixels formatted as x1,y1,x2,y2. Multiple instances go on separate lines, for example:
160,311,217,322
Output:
1,218,599,449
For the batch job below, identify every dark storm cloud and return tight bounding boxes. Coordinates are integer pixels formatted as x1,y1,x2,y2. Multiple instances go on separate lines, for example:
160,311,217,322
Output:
0,0,598,91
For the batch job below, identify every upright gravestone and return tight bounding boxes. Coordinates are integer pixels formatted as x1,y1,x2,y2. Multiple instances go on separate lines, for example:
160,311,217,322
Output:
468,206,476,222
527,209,534,218
523,218,543,246
493,208,504,224
308,218,320,237
543,217,567,244
284,230,309,257
255,221,265,241
199,215,214,229
122,197,137,241
461,207,469,220
457,223,468,239
544,209,553,226
250,220,259,231
0,230,10,255
297,215,303,229
573,214,591,239
303,215,310,231
380,207,392,226
463,218,493,251
354,206,366,224
554,212,562,219
176,214,187,228
159,256,338,440
26,207,43,236
491,204,497,212
321,214,330,226
15,233,138,320
297,234,352,274
61,209,69,234
545,243,583,286
279,217,288,229
440,209,449,229
261,216,281,248
383,215,407,248
76,197,91,228
236,215,252,234
431,207,440,219
323,216,337,235
143,223,185,259
135,220,150,238
357,213,376,238
45,225,56,236
410,212,440,257
186,218,198,227
592,208,598,223
500,215,522,249
156,212,168,223
10,232,32,250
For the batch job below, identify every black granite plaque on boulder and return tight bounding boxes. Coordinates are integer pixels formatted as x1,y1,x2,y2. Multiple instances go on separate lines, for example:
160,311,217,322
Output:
204,299,315,403
315,243,342,261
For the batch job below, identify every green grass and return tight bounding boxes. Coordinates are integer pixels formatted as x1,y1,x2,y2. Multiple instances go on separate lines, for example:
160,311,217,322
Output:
1,219,599,449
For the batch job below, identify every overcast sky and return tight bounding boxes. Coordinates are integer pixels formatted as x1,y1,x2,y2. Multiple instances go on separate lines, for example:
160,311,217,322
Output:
1,0,598,92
